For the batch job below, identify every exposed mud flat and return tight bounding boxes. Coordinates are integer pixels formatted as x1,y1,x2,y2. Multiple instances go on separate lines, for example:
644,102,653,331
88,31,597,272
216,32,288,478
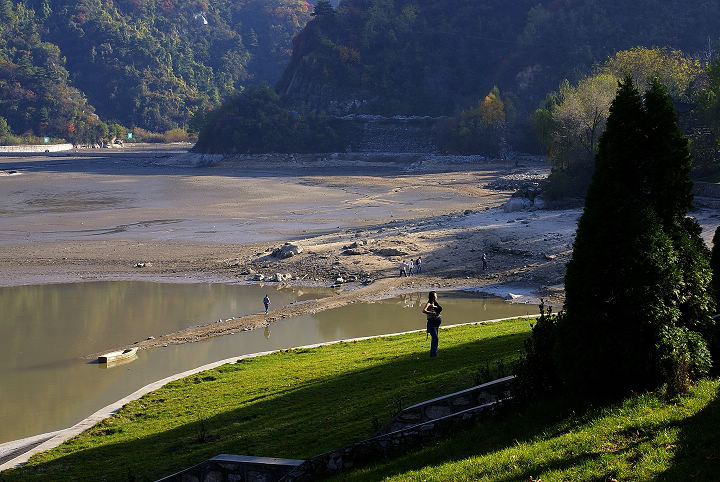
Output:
0,146,717,352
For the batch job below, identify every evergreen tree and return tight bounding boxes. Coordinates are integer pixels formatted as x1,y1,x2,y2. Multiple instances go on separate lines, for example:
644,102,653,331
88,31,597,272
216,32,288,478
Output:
643,80,694,226
644,80,716,360
559,77,715,399
563,78,672,397
312,0,334,18
712,226,720,311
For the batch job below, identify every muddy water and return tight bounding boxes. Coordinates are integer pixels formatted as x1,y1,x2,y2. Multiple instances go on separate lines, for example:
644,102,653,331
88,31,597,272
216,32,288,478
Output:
0,283,534,443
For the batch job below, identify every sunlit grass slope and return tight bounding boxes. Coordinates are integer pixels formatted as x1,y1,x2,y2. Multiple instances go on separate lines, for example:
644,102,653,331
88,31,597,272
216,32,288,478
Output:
335,380,720,481
4,319,532,481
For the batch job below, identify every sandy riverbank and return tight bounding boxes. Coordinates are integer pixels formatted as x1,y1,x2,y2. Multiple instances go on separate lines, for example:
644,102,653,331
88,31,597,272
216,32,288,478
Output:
1,146,717,355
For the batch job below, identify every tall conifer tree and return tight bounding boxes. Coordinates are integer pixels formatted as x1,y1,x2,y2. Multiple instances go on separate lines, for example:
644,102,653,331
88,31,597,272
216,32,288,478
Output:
560,77,715,399
712,226,720,310
643,80,693,226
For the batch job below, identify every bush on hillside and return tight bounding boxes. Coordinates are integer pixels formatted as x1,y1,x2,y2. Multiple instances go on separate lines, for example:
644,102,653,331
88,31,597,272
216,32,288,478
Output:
194,85,343,153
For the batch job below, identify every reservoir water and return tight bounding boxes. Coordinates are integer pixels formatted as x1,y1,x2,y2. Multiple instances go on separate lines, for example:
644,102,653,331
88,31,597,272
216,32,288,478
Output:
0,282,535,443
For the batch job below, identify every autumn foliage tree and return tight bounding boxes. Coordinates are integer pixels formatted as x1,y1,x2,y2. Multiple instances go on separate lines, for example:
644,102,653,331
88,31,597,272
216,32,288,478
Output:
444,87,507,155
537,47,708,199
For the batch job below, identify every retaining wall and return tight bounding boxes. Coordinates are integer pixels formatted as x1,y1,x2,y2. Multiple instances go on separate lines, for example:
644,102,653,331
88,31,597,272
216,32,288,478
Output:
284,377,516,480
693,181,720,199
334,115,446,153
374,375,515,436
159,454,304,482
0,143,73,153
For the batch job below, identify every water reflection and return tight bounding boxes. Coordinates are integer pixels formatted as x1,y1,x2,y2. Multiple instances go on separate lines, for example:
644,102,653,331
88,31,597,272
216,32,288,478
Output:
0,283,534,444
0,281,332,443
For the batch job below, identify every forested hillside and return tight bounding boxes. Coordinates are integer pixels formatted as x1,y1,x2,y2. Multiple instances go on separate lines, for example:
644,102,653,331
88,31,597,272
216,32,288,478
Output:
277,0,720,117
0,0,313,142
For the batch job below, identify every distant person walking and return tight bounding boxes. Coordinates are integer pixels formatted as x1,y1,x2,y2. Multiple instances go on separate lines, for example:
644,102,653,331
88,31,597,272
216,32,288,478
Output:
408,259,414,276
400,260,408,277
416,256,422,274
481,253,487,271
263,294,270,315
423,291,442,358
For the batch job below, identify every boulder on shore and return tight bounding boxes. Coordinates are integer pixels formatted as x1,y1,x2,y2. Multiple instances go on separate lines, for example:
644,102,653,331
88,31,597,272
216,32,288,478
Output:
503,197,532,213
272,273,292,282
272,242,303,259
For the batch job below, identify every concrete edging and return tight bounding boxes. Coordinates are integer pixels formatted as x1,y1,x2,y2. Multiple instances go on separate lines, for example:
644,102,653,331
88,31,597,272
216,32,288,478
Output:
0,314,538,472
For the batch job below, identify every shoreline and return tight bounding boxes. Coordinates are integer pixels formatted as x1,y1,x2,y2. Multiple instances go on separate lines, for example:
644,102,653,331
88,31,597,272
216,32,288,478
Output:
1,146,717,470
0,146,716,358
0,315,538,472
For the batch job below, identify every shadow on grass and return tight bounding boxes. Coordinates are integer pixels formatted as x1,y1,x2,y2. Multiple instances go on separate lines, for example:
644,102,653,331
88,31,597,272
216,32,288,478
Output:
659,383,720,480
331,381,720,482
325,392,582,481
1,329,530,481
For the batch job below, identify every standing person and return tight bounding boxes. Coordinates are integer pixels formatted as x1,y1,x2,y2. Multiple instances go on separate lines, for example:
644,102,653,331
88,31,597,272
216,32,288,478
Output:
400,260,408,277
481,253,488,271
423,291,442,358
263,294,270,315
416,256,422,274
408,258,414,276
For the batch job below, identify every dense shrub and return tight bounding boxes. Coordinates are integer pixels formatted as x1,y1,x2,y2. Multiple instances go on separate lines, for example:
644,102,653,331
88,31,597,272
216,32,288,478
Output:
658,326,712,397
194,85,343,153
163,128,192,143
514,301,562,399
713,226,720,311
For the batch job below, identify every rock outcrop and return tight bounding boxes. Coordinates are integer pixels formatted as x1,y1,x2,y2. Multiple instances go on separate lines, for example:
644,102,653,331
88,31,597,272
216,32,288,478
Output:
272,243,303,259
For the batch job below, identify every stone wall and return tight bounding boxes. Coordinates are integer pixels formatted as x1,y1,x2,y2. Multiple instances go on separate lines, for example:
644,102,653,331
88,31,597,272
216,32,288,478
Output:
282,376,516,481
158,454,305,482
693,181,720,199
373,376,515,436
334,115,446,153
693,181,720,208
156,377,516,481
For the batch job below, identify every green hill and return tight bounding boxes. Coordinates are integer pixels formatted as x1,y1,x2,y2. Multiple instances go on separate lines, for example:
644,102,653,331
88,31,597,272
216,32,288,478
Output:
0,0,313,142
277,0,720,117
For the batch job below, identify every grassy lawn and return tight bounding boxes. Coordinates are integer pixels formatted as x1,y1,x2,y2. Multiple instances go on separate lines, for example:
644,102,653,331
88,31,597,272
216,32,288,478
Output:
334,380,720,481
3,319,532,481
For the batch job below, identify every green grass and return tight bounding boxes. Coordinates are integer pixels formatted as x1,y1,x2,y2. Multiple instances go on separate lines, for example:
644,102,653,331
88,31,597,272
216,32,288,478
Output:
6,319,719,481
334,380,720,481
2,319,532,481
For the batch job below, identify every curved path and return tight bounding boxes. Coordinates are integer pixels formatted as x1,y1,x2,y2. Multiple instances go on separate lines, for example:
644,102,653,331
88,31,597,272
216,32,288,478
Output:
0,316,535,472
